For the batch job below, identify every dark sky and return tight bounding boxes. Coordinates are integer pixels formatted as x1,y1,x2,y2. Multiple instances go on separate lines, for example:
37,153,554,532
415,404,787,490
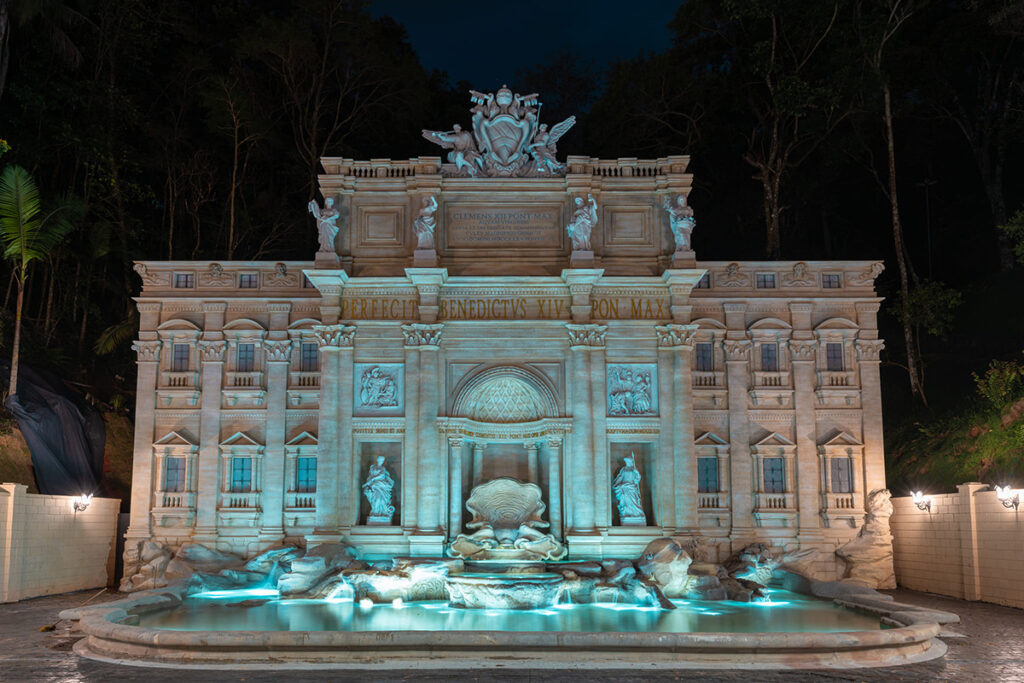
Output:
366,1,676,88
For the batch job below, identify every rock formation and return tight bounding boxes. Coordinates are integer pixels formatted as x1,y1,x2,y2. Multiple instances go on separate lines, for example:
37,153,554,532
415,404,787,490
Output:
836,488,897,589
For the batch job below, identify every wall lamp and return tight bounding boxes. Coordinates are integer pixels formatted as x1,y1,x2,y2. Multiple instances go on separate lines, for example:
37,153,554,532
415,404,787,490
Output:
912,491,931,512
995,486,1020,511
71,493,93,515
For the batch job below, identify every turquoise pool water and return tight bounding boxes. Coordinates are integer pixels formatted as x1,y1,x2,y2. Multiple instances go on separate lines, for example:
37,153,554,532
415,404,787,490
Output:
137,588,881,634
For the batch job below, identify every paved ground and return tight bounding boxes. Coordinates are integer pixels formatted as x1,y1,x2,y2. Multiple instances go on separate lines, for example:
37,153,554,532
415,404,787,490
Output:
0,588,1022,682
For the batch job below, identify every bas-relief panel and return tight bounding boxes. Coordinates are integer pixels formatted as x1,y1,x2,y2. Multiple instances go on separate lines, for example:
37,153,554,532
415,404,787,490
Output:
606,363,658,417
354,363,404,417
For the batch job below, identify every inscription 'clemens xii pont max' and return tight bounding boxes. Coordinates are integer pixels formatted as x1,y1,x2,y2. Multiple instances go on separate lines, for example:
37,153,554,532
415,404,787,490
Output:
444,204,563,249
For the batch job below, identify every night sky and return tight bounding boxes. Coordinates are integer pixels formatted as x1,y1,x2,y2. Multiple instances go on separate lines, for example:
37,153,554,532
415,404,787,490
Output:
366,0,675,88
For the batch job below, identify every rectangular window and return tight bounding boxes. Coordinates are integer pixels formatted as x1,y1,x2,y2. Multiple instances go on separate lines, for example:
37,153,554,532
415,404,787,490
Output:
760,343,779,372
763,457,785,493
164,457,186,492
826,342,844,371
237,343,255,372
822,273,842,289
300,342,319,372
230,457,252,493
831,458,853,493
755,273,776,289
239,273,259,289
695,342,714,372
695,272,711,289
697,457,719,493
296,457,317,493
171,343,190,372
174,273,194,288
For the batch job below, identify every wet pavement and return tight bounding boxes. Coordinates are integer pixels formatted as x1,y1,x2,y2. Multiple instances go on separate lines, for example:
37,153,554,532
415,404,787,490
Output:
1,587,1022,682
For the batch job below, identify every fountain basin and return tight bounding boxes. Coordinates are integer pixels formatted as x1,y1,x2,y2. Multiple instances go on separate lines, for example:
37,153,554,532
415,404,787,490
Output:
445,572,563,609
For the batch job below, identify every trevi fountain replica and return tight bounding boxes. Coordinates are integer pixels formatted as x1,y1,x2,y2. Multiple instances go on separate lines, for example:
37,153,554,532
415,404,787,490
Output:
65,86,957,670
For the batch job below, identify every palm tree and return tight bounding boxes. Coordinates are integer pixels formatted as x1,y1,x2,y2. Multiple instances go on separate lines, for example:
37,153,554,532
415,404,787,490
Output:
0,165,77,396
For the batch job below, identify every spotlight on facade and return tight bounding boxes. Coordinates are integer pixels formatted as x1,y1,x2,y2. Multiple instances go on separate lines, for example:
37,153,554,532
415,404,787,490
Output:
71,493,93,514
911,491,931,512
995,485,1020,511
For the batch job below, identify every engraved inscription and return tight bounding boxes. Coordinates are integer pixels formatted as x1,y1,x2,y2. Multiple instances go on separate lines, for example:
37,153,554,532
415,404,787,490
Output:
445,204,562,248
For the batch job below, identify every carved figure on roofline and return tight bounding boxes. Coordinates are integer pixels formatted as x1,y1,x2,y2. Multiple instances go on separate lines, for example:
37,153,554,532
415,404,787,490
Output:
783,261,814,286
663,194,695,251
567,194,598,251
363,456,395,524
413,195,439,250
527,119,576,174
421,124,483,176
308,196,340,253
613,454,646,525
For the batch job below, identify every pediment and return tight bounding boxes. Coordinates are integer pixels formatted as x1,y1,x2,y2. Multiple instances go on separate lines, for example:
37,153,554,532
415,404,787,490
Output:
220,431,262,447
820,431,862,447
286,431,319,447
753,432,796,447
154,430,197,447
695,431,728,446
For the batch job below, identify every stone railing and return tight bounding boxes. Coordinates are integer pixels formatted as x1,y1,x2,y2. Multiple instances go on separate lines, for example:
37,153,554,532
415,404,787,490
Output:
754,492,795,510
285,493,316,509
693,371,724,387
566,155,689,177
226,371,263,388
220,492,261,509
753,371,790,387
824,492,858,510
819,371,857,387
697,493,726,509
158,491,195,508
161,371,198,388
289,371,320,388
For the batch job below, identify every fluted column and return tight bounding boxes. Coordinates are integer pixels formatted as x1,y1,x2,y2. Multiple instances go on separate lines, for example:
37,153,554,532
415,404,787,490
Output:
547,436,563,539
724,339,753,543
656,324,699,532
856,339,886,496
311,324,355,542
126,340,160,544
261,339,292,543
566,324,606,533
472,443,484,486
525,442,539,482
194,340,225,543
448,435,464,541
790,339,821,535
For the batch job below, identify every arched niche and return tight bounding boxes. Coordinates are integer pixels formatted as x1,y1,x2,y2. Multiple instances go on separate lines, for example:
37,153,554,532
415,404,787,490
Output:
451,365,559,424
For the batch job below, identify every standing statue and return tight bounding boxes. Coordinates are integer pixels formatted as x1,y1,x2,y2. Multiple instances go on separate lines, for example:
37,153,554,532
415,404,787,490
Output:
362,456,395,525
421,124,483,176
527,118,576,174
308,196,340,254
613,455,646,525
413,195,439,250
663,194,696,251
566,194,598,251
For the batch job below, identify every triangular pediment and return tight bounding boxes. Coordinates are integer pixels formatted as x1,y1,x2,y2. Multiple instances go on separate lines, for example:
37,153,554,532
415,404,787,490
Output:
220,431,262,447
753,432,796,447
820,431,862,447
695,431,728,446
286,431,318,447
154,430,197,446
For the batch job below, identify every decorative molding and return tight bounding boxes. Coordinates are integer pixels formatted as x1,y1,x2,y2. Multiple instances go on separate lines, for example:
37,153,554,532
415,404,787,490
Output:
132,340,161,362
313,324,356,349
198,341,225,362
718,263,749,288
265,263,299,287
133,263,167,287
566,323,607,348
202,263,233,287
855,339,885,361
136,302,162,313
852,262,884,286
402,323,443,347
782,262,815,286
789,340,818,361
655,323,698,348
723,339,751,361
264,340,293,363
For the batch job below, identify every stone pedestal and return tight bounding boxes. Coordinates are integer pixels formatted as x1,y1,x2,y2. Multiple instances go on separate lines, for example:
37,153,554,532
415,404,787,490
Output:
314,251,340,269
413,249,438,267
570,250,594,268
366,515,393,526
671,249,696,268
620,515,647,526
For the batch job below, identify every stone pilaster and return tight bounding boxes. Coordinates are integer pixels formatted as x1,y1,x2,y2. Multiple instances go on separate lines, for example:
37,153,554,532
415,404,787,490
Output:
310,324,355,544
656,324,699,532
724,338,753,544
547,436,563,539
655,342,677,530
790,338,822,536
447,435,464,541
566,323,606,534
856,339,886,496
471,443,484,486
193,340,225,544
125,340,161,546
525,442,540,482
260,339,292,544
403,323,445,551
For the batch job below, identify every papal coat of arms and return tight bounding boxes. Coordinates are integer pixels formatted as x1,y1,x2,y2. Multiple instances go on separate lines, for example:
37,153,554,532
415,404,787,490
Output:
422,85,575,177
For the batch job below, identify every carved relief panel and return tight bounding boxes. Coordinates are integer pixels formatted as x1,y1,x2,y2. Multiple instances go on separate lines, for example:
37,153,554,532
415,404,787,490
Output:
606,363,658,417
354,363,404,416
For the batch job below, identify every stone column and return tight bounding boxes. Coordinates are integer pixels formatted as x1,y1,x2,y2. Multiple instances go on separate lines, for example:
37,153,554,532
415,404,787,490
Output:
193,340,225,544
125,340,161,545
856,339,886,496
724,338,753,544
657,324,699,532
525,442,539,483
790,338,822,537
448,435,464,541
547,436,563,539
310,324,355,543
655,342,677,530
471,443,484,487
261,339,292,544
403,346,420,529
566,324,606,533
589,340,610,528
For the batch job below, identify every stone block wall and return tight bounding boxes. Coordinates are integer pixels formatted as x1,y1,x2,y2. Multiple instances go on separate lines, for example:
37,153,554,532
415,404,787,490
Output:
890,482,1024,609
0,483,120,602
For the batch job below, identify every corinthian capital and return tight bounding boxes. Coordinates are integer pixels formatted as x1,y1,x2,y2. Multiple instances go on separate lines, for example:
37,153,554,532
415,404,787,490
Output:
855,339,885,361
402,323,443,348
655,324,698,349
566,323,607,348
313,324,356,349
788,340,818,361
723,339,751,361
131,340,161,363
264,340,293,363
198,341,226,362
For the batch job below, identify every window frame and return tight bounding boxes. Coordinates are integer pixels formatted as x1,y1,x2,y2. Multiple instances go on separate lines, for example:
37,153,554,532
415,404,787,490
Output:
236,343,256,373
762,456,786,493
822,273,842,289
230,456,253,493
697,456,719,493
296,456,317,493
173,272,195,289
238,272,259,289
760,342,779,372
755,272,776,289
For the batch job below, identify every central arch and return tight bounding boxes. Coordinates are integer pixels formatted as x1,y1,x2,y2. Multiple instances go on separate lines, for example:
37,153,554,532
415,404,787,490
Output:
451,365,559,424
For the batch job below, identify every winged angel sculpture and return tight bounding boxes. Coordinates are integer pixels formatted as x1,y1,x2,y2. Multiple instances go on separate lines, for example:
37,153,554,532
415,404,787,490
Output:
422,85,575,177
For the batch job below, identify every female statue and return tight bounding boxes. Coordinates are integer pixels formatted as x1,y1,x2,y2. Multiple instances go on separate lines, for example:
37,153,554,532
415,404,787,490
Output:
612,454,646,525
362,455,395,523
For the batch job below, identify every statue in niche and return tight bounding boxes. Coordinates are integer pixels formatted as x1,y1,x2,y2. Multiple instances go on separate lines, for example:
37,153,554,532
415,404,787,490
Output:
421,124,483,176
527,119,576,174
413,195,438,250
566,194,598,251
363,456,395,525
613,454,646,525
607,366,654,416
359,365,398,408
663,194,696,251
308,196,340,253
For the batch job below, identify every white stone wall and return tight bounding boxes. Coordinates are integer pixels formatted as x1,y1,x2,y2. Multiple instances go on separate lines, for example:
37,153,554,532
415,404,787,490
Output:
0,483,120,603
891,483,1024,610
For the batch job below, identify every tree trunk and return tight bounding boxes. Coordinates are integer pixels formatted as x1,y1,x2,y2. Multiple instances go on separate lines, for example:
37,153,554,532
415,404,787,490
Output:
9,279,22,398
883,83,926,405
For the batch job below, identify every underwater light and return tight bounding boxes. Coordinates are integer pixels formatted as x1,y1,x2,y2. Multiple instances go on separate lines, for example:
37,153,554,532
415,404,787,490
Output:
359,598,374,609
392,597,404,608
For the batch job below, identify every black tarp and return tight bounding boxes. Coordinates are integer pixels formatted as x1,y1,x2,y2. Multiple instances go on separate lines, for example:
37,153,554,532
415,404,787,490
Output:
2,361,105,495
